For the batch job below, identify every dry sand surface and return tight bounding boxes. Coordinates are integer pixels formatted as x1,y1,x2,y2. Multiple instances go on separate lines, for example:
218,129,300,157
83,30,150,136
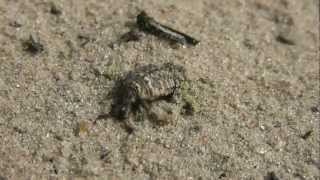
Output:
0,0,319,179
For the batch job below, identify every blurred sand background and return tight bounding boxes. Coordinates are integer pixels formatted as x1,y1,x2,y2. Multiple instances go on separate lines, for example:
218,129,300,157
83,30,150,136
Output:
0,0,319,179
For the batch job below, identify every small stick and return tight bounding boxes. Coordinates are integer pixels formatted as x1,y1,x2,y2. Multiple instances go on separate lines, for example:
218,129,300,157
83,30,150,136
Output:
137,11,200,46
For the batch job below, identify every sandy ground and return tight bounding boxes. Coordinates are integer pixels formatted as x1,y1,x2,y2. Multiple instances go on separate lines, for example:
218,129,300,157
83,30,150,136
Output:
0,0,319,179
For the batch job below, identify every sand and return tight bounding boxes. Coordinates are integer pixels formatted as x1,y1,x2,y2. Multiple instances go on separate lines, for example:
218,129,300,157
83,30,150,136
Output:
0,0,319,179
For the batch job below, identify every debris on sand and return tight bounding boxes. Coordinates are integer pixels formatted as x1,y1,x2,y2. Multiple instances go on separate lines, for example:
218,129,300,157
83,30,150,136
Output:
9,21,22,28
119,28,145,43
49,2,62,16
136,11,199,46
0,175,7,180
276,34,295,45
22,35,44,55
264,171,280,180
74,120,90,137
77,34,91,47
310,105,319,113
300,130,313,140
109,28,145,48
181,101,195,116
111,11,199,47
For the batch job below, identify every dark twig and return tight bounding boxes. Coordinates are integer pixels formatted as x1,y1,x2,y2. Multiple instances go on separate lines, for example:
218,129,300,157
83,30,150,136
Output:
136,11,199,46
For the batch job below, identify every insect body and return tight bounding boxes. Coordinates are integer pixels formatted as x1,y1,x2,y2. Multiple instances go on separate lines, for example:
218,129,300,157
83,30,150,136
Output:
112,63,186,120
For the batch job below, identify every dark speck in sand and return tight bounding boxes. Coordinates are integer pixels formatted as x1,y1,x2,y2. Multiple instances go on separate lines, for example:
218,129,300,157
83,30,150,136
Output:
22,35,44,55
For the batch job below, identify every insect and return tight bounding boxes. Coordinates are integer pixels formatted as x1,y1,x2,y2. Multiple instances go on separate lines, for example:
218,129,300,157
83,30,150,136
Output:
111,62,186,120
136,11,200,46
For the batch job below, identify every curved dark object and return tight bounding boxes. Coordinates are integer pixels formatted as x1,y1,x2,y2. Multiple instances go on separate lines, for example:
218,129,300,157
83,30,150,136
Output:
137,11,200,46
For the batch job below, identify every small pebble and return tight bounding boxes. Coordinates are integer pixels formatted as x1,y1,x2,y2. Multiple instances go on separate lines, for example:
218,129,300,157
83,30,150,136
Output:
276,34,295,45
181,101,195,116
74,120,90,137
310,106,319,113
264,171,280,180
50,3,62,15
300,130,313,140
22,35,44,55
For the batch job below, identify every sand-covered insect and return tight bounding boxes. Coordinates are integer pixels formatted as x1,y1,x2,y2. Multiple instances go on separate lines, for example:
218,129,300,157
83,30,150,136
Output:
111,62,186,120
